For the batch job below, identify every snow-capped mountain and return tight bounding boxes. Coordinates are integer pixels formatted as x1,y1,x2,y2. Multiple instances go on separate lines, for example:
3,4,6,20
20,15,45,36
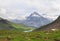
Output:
22,12,51,27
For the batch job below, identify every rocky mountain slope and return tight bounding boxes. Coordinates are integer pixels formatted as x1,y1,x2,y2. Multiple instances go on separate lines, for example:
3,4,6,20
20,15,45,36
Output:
23,12,51,27
35,16,60,31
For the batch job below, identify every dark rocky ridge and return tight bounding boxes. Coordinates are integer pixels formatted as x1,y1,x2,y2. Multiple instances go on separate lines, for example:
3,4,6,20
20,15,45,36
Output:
0,17,15,30
0,17,9,24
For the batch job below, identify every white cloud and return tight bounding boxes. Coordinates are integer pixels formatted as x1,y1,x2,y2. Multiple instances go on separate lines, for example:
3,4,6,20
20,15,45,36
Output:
0,8,6,14
0,0,60,20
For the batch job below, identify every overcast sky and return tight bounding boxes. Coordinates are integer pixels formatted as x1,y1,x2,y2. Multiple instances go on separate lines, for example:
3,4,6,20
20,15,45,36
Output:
0,0,60,20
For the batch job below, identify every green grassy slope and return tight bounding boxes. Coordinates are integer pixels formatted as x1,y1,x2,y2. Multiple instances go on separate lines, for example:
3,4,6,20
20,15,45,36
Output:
0,21,35,31
0,30,60,41
10,23,36,31
0,17,35,31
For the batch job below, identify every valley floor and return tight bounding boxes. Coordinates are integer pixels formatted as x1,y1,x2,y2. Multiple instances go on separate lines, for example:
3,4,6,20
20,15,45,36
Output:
0,30,60,41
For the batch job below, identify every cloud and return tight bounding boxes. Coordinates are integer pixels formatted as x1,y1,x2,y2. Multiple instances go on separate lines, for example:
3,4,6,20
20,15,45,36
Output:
0,0,60,20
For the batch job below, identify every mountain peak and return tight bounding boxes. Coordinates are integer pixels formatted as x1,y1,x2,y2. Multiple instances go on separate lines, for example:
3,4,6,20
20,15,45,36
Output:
29,12,41,17
24,12,51,27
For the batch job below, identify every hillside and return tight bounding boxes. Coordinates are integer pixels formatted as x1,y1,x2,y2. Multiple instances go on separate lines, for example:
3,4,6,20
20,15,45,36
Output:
34,16,60,31
0,17,35,31
0,30,60,41
0,17,15,30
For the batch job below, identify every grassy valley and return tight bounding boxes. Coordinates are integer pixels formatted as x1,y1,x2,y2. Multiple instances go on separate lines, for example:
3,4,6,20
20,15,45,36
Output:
10,22,36,32
0,17,36,31
0,16,60,41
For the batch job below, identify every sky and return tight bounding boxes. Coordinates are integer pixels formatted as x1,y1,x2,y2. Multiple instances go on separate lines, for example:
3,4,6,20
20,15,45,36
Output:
0,0,60,20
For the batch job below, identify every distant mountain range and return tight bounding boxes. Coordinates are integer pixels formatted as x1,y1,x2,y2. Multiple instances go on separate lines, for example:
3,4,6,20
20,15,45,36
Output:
0,12,59,31
11,12,52,28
